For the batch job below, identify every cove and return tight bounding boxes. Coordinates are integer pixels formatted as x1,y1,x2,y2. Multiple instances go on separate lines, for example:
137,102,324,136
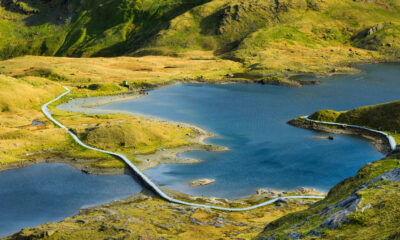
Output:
96,63,400,199
0,163,141,238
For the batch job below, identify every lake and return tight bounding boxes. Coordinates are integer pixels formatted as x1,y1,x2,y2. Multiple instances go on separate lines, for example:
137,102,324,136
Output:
0,163,141,237
96,63,400,198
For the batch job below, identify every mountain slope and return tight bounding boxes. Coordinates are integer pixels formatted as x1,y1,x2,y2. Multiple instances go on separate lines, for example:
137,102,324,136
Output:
1,0,399,75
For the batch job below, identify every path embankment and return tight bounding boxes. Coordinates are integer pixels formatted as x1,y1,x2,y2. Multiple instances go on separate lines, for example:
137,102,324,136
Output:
288,116,397,154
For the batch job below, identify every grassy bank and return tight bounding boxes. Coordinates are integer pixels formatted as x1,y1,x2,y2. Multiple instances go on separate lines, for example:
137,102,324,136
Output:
308,100,400,143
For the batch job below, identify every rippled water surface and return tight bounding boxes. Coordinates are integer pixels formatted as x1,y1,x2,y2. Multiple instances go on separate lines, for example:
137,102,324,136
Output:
0,163,141,237
96,63,400,198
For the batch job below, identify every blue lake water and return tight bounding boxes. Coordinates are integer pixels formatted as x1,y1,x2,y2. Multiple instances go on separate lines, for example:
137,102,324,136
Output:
0,163,141,238
96,63,400,199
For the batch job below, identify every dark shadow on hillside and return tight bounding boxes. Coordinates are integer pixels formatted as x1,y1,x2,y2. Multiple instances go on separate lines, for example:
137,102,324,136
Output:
108,0,214,56
199,8,222,35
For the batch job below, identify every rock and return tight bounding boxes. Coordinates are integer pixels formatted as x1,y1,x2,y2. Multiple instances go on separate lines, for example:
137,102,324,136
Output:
366,167,400,184
320,205,335,216
154,223,172,231
189,178,215,187
312,136,334,140
284,232,303,240
275,199,288,206
360,203,372,213
320,196,362,230
307,229,322,237
256,189,281,197
45,229,56,237
261,234,280,240
75,219,87,224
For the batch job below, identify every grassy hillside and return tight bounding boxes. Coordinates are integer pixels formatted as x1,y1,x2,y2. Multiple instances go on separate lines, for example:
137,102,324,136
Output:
256,154,400,240
1,0,399,76
0,0,210,58
142,0,400,71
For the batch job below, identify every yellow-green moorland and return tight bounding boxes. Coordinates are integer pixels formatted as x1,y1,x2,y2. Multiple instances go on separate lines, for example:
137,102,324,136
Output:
0,54,245,94
6,192,320,240
0,54,244,173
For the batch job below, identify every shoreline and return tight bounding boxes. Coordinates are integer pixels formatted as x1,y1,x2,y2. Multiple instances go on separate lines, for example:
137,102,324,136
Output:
56,89,229,172
41,86,327,212
288,117,395,155
2,61,397,187
3,61,398,238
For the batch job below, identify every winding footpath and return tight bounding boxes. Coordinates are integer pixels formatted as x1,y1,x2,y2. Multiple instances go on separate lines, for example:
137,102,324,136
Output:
42,87,327,211
302,116,397,151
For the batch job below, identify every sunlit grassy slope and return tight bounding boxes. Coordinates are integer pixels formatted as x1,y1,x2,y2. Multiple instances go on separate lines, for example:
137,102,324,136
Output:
0,55,244,93
0,71,203,172
1,0,399,75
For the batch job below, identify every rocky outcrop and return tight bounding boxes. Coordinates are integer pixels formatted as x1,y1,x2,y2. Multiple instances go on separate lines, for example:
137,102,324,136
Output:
352,22,400,56
316,167,400,231
255,187,325,199
320,195,362,230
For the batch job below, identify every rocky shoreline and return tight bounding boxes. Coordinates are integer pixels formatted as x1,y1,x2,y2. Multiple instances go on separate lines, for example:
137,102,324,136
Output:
288,118,393,155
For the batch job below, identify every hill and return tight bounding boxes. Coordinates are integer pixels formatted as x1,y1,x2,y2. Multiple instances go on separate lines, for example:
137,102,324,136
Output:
1,0,400,77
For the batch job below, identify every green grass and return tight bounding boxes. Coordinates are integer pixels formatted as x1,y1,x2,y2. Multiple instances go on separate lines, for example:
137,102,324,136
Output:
309,100,400,133
1,0,399,76
309,109,343,122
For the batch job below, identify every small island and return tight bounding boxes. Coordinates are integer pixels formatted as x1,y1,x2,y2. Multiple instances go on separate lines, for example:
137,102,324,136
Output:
189,178,216,187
